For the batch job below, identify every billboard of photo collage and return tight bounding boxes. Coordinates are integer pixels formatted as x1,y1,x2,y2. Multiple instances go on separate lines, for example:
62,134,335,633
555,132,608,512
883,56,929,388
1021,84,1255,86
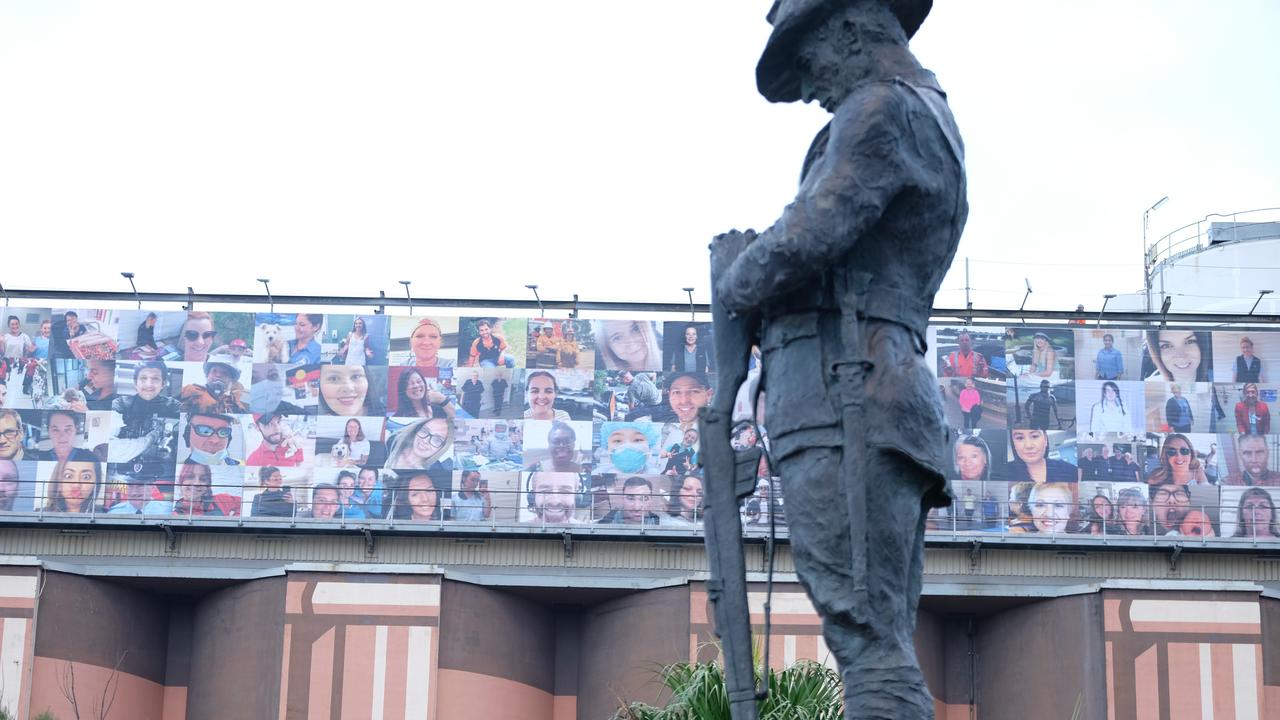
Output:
928,325,1280,540
0,308,742,529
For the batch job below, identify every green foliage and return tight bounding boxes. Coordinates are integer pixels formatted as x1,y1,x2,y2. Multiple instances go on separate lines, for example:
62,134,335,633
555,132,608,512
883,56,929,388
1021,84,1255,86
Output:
35,712,58,720
612,659,843,720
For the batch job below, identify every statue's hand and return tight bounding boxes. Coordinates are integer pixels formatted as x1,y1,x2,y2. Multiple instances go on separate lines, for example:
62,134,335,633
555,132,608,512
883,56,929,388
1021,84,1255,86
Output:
711,229,759,314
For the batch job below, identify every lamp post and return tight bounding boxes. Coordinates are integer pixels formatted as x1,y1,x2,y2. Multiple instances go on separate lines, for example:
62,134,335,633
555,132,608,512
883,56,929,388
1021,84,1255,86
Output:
1143,195,1169,312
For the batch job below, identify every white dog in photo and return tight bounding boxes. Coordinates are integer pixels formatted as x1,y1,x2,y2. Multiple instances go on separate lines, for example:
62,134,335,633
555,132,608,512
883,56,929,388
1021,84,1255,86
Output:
259,323,285,363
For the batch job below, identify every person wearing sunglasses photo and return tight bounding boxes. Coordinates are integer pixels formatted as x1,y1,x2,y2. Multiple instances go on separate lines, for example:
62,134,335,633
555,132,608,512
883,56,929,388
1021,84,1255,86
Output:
178,312,219,363
1145,434,1208,486
182,412,241,465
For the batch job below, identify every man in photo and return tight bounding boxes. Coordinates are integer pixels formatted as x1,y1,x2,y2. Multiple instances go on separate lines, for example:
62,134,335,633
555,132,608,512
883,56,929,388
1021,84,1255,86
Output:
597,475,661,525
467,319,515,368
1235,336,1262,383
1024,380,1058,431
0,458,22,511
1235,434,1280,486
1094,333,1125,380
308,483,341,520
110,361,180,463
622,371,661,415
1164,384,1194,433
180,361,250,414
943,331,987,378
289,314,323,364
107,468,161,515
74,359,119,411
1151,483,1191,535
527,471,581,523
460,371,484,418
183,412,241,466
491,372,509,415
246,411,304,467
50,311,86,358
479,420,517,461
1235,383,1271,434
1077,447,1099,482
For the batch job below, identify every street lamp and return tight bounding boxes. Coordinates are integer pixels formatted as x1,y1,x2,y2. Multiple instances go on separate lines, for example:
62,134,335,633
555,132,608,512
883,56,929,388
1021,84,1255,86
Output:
1143,195,1169,312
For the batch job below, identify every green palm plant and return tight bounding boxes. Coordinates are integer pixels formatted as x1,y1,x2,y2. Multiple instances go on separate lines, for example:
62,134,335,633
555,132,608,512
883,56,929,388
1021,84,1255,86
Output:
612,657,843,720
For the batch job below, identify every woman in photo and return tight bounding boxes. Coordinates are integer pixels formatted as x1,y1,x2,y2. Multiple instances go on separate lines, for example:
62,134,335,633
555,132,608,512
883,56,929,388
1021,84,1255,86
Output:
394,471,441,521
340,317,374,367
178,312,218,363
250,465,294,517
340,418,370,466
386,417,454,471
1233,487,1280,539
668,325,711,373
1144,433,1208,486
171,462,224,517
1008,426,1076,484
596,320,661,372
403,318,454,368
1023,483,1074,534
393,369,446,419
1088,381,1130,435
452,470,491,521
1112,487,1151,536
43,459,101,513
1027,332,1056,378
953,435,991,482
1143,329,1213,383
958,378,982,430
666,473,704,525
1078,492,1114,535
319,365,382,416
335,471,367,519
524,371,570,421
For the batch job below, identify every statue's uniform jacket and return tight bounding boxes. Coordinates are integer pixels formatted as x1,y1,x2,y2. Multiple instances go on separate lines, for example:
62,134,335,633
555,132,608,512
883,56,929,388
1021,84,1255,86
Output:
719,68,967,511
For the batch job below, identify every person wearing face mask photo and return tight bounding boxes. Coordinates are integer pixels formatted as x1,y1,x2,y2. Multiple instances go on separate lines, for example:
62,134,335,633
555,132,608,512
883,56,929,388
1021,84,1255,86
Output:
181,412,242,466
594,421,661,476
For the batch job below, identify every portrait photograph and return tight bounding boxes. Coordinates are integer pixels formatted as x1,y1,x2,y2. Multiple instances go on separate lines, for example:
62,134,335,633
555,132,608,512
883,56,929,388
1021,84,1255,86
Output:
252,312,328,365
457,317,526,369
1139,329,1215,384
452,418,523,472
35,458,105,514
386,366,454,419
520,470,589,524
661,321,715,375
323,314,390,366
931,325,1008,380
114,310,190,361
1004,327,1074,381
1142,382,1223,435
48,307,119,361
1219,432,1279,486
242,464,315,520
1073,329,1146,382
1141,432,1221,486
248,363,320,416
178,411,246,466
520,368,597,423
527,319,595,370
522,419,592,474
1075,379,1145,439
317,364,387,417
948,430,1007,483
314,415,386,470
454,367,524,420
1005,377,1075,432
241,412,318,469
0,459,36,512
447,470,517,523
1211,331,1278,384
388,316,459,369
1220,485,1280,539
593,319,664,373
1077,481,1147,536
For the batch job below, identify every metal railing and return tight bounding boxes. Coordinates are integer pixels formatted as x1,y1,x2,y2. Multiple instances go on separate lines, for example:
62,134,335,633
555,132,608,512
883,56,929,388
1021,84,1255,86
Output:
9,486,1280,548
1147,207,1280,271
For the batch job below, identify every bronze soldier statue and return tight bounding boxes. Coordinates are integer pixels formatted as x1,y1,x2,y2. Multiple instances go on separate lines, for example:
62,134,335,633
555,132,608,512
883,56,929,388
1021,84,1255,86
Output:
708,0,967,716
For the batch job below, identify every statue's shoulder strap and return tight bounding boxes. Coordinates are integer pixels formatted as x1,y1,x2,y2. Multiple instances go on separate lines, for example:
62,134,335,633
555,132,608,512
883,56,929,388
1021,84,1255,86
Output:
799,121,831,184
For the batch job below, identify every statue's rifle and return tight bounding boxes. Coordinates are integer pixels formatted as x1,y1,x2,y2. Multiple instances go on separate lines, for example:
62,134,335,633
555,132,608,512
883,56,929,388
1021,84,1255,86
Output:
700,229,766,720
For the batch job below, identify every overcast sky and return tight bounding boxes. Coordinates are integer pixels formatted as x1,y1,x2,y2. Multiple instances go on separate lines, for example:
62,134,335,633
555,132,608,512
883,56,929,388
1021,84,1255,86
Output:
2,1,1277,314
